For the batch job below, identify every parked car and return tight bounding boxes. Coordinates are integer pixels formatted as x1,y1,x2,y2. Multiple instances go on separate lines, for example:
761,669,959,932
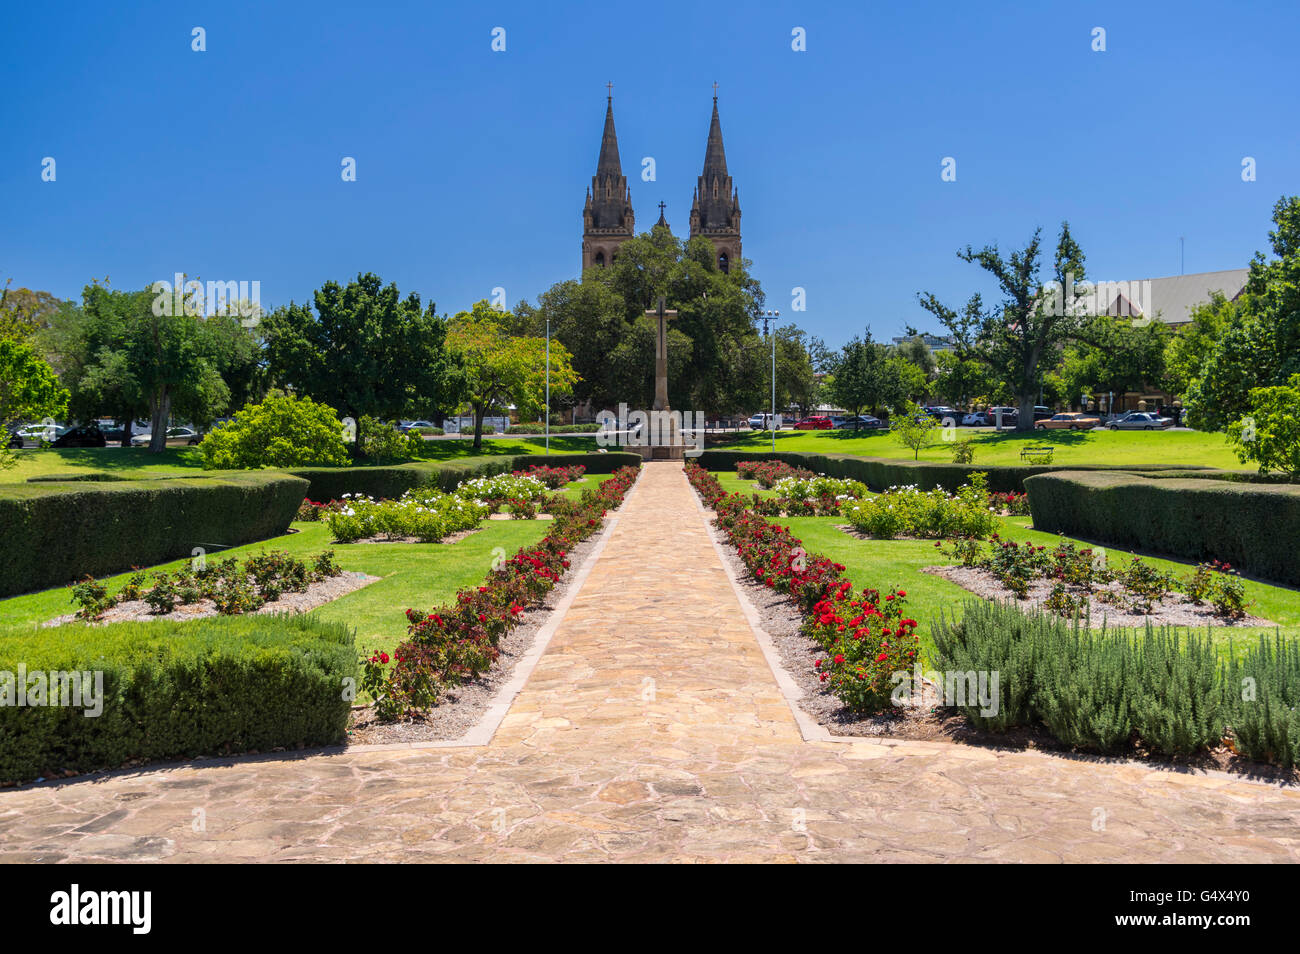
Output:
398,420,437,433
987,407,1019,427
1032,406,1053,421
6,423,67,448
1036,412,1101,430
835,415,886,430
52,424,108,448
924,406,960,422
794,416,833,430
1108,411,1173,430
747,413,783,429
131,426,201,447
960,411,989,427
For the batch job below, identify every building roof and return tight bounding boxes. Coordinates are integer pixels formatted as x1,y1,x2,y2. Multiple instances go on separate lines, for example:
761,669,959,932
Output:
1097,268,1249,325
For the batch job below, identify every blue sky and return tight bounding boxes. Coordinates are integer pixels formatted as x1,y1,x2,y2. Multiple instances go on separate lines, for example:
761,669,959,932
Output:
2,0,1296,347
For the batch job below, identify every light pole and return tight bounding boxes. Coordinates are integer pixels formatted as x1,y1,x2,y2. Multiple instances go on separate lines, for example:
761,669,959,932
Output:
545,316,550,454
760,309,780,452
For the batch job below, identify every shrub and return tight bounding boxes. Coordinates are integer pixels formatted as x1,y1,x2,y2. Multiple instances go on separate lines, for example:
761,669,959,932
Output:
0,614,356,784
951,435,977,464
841,475,997,540
1024,470,1300,586
1225,374,1300,479
359,416,426,463
0,473,308,598
69,577,116,621
736,459,814,488
325,490,487,543
931,601,1041,732
201,390,350,469
1223,636,1300,767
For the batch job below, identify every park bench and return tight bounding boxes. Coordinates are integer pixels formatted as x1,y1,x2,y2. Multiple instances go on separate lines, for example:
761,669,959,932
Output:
1020,444,1055,464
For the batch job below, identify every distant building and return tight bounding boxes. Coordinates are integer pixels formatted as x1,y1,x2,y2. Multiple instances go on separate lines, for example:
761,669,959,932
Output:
1090,268,1249,326
891,333,953,352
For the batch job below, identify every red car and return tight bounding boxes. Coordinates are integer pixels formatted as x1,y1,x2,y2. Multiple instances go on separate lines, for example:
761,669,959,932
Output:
794,416,833,430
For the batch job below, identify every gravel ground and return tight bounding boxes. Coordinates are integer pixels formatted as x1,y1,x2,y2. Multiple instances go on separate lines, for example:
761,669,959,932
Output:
44,571,379,627
345,517,608,746
926,565,1273,628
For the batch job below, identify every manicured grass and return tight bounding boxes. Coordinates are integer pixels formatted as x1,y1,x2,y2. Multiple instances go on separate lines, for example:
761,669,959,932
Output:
0,435,605,486
716,472,1300,665
0,518,551,657
714,427,1246,470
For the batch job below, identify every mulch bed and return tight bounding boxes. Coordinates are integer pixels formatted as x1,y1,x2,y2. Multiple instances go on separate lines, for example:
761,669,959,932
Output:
925,565,1273,629
44,571,380,627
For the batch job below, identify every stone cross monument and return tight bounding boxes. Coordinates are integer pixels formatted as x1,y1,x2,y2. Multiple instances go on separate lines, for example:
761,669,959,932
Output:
646,295,677,411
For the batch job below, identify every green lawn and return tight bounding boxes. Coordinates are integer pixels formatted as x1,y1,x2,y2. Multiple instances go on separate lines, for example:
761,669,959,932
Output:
715,427,1246,470
0,435,605,485
0,518,551,656
717,472,1299,665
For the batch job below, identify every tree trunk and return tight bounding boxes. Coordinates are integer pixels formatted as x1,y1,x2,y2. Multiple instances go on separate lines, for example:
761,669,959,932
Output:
472,402,484,452
148,391,171,453
1017,394,1036,432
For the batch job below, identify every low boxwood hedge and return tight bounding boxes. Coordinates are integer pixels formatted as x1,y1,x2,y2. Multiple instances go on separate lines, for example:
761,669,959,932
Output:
693,449,1217,494
0,614,356,785
0,473,307,598
288,452,642,502
1025,470,1300,585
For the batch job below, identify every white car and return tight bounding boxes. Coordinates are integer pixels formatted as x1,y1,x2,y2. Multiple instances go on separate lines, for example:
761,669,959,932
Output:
131,426,201,446
961,412,989,427
1108,412,1173,431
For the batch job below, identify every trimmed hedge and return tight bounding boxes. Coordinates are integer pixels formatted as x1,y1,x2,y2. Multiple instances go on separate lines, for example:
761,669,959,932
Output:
0,473,307,598
1025,470,1300,585
0,614,356,785
288,452,643,502
693,449,1217,494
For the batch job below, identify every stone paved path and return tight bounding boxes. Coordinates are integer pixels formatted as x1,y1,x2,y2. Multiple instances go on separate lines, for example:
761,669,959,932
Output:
2,463,1298,862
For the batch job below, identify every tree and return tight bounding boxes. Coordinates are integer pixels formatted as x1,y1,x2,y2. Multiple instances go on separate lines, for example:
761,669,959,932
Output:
534,223,769,418
1226,374,1300,478
0,337,69,428
0,282,63,343
1186,196,1300,431
773,324,817,416
891,402,937,460
262,272,461,454
201,390,350,469
919,222,1097,430
1163,292,1235,398
40,283,247,450
933,349,1002,408
826,330,908,421
1056,315,1169,407
446,301,578,450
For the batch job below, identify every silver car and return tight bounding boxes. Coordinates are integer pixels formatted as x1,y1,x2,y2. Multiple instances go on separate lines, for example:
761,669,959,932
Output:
1108,412,1173,430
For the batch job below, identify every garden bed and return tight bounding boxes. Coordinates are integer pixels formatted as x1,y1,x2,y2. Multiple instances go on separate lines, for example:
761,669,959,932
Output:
345,527,603,745
43,571,379,627
719,540,1298,781
923,565,1274,629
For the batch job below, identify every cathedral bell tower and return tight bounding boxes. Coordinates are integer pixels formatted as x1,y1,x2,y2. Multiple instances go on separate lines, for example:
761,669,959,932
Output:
689,88,741,273
581,85,635,271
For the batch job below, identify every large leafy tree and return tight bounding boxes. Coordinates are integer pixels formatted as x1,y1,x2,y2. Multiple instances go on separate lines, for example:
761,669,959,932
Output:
46,284,251,450
919,222,1096,430
1055,315,1169,407
262,272,461,452
1162,292,1235,398
1186,196,1300,431
446,300,578,450
532,223,773,418
0,337,69,428
826,330,910,420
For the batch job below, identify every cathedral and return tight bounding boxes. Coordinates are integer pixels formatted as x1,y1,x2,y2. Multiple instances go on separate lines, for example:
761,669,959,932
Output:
581,90,742,273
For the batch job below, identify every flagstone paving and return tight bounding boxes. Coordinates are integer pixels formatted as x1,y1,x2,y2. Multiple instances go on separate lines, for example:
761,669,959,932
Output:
2,462,1298,863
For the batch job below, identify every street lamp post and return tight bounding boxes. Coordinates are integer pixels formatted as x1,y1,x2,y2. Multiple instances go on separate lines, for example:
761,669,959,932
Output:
760,309,780,453
545,316,551,454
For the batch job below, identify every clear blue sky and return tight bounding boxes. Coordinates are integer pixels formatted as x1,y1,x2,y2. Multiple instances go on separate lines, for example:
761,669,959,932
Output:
2,0,1296,347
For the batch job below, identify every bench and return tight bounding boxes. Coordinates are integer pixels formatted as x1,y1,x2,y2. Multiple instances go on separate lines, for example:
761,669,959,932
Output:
1020,444,1055,464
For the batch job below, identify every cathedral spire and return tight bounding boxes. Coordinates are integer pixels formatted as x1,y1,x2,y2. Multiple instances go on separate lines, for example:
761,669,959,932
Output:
581,85,635,272
689,88,741,272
